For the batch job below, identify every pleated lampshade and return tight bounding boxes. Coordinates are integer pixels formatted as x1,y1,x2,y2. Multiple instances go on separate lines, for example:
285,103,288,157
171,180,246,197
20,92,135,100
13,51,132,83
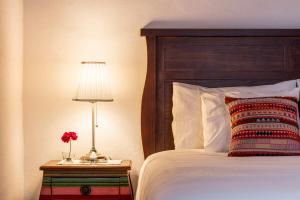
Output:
73,61,113,102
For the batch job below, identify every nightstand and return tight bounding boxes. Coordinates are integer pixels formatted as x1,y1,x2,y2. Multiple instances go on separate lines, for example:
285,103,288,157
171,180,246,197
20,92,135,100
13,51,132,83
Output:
39,160,133,200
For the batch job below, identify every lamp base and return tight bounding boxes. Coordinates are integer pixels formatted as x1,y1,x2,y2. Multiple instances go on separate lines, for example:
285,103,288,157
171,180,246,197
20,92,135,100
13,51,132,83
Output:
80,150,108,163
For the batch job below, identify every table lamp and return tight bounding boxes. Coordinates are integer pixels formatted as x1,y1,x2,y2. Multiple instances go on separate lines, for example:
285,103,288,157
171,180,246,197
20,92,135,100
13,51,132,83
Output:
73,61,113,162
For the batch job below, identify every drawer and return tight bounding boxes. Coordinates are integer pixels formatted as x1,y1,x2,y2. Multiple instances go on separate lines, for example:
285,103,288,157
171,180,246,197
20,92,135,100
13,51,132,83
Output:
51,196,125,200
50,177,130,198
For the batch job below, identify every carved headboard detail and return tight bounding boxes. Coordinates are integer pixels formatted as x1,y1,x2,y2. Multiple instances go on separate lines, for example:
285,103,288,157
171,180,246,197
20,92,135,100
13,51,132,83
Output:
141,26,300,158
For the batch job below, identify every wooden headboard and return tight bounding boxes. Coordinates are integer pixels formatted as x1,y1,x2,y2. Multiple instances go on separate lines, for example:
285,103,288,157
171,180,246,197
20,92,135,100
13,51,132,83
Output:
140,26,300,158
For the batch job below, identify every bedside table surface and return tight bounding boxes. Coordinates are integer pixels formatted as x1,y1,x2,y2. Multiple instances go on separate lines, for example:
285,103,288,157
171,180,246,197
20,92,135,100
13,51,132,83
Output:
40,160,132,171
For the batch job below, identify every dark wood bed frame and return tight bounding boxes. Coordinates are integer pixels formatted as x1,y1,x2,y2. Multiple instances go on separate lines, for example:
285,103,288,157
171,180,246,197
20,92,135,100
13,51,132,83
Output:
141,25,300,158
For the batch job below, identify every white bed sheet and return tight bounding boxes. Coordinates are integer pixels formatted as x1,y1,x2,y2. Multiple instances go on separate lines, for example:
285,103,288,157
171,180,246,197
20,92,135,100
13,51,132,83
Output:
136,149,300,200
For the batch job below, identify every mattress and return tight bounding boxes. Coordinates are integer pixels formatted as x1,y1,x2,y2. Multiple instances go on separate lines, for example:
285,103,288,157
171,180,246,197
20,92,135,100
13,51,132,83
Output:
136,149,300,200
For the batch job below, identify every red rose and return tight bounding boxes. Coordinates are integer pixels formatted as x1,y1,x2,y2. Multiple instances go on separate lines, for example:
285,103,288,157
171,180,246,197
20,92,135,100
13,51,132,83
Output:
61,132,70,143
61,132,78,143
69,132,78,140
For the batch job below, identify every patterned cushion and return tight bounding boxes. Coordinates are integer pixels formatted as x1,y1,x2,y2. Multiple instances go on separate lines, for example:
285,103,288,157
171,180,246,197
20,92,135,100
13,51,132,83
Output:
225,96,300,156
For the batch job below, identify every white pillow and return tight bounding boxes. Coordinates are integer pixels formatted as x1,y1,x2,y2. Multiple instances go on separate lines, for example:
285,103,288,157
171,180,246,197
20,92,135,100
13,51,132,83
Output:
172,83,203,149
201,87,300,152
172,80,297,149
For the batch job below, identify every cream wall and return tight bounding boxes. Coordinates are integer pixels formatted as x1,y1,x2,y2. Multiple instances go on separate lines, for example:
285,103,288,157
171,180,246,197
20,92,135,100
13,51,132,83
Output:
23,0,300,199
0,0,23,200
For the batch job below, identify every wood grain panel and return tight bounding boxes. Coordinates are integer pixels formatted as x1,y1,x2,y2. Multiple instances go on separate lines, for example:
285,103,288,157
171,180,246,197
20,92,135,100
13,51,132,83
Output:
164,45,283,71
291,46,300,71
163,37,285,72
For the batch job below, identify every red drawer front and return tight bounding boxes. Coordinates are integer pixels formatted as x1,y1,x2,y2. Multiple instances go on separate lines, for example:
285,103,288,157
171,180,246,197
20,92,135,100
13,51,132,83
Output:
51,195,131,200
39,195,52,200
40,187,130,199
41,195,131,200
40,186,51,195
52,186,130,195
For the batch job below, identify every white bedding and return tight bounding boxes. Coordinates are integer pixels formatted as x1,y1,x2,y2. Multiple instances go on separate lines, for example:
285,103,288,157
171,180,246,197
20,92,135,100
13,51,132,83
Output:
136,150,300,200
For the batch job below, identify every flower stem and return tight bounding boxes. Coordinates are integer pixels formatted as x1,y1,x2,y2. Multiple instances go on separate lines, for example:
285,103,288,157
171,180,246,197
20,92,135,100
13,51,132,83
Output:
68,140,71,159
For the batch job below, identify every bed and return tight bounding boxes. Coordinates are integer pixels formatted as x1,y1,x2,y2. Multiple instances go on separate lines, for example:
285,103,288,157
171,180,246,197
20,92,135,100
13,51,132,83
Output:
137,24,300,200
136,149,300,200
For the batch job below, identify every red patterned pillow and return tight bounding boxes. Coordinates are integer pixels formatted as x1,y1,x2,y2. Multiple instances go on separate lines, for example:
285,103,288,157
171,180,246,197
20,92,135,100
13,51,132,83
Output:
225,96,300,156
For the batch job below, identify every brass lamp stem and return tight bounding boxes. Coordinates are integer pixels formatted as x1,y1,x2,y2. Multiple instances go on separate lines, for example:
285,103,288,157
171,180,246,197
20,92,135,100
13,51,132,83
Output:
90,102,97,153
79,101,107,162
